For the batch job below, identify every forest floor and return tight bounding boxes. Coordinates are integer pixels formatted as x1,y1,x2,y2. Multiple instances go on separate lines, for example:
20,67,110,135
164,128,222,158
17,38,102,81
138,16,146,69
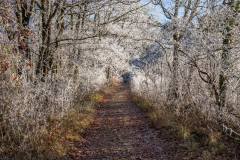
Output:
68,84,237,160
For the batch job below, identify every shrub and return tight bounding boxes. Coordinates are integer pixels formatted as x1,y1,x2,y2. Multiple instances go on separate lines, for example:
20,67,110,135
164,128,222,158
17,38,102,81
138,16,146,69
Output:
0,80,99,159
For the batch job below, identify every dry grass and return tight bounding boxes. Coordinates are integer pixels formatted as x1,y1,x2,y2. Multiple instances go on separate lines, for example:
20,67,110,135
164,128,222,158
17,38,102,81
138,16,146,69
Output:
0,90,103,159
39,104,95,158
132,95,175,128
132,93,228,157
90,93,105,103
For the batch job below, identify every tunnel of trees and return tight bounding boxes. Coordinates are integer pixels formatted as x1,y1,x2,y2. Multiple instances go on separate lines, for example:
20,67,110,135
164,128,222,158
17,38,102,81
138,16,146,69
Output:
0,0,240,159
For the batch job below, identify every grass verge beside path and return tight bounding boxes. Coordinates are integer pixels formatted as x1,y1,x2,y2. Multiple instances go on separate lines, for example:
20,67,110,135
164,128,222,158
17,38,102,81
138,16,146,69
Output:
132,94,239,160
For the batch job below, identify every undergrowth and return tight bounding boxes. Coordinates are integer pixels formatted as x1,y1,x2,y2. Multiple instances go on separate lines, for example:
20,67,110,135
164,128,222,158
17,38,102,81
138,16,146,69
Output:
132,94,233,159
0,91,104,160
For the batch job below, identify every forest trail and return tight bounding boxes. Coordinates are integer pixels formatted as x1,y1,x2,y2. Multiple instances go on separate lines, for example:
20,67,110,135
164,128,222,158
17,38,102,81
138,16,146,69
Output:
69,84,174,160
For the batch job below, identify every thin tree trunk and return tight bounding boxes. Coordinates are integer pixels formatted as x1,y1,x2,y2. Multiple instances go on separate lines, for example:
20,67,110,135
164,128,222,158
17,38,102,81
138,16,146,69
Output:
219,0,238,110
168,31,181,100
15,0,34,76
36,0,55,78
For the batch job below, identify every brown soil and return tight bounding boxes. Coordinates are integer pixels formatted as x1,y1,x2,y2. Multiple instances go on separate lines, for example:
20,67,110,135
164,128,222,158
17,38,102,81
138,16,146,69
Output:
68,84,238,160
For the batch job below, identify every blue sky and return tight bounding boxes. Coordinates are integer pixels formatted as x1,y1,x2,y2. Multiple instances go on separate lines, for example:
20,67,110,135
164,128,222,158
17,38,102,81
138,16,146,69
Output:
140,0,201,23
140,0,168,22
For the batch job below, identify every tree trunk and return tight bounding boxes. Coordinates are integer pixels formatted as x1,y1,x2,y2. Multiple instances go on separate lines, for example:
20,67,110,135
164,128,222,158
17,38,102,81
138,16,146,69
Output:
168,31,181,100
36,0,53,78
219,0,238,110
105,66,113,86
182,64,194,102
15,0,34,76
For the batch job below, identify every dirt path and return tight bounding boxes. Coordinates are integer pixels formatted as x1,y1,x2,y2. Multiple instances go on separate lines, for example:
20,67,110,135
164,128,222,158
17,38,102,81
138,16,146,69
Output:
70,85,173,160
66,84,239,160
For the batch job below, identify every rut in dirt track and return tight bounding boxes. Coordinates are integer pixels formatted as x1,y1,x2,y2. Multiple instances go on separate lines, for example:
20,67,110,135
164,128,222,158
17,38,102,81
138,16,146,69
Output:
72,84,170,160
